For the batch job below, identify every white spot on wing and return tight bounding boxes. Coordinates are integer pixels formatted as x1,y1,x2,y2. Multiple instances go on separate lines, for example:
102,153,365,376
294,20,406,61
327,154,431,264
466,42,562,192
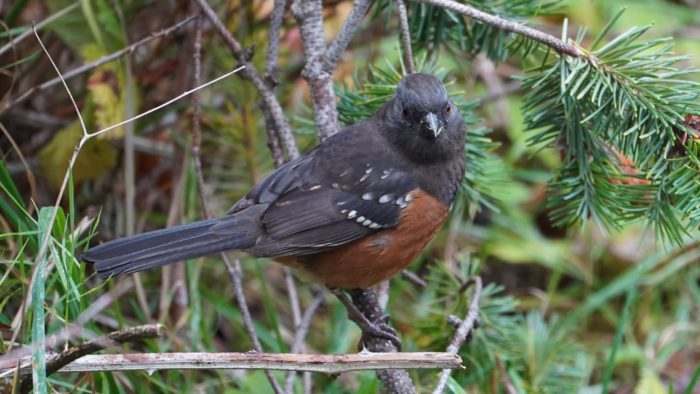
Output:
369,223,381,229
309,185,321,191
362,192,374,200
348,210,357,219
362,219,372,226
379,194,394,203
356,216,366,223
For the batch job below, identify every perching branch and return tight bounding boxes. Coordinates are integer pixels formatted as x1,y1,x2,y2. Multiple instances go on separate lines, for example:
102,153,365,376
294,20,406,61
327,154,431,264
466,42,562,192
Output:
194,0,299,160
1,14,198,115
349,288,416,394
411,0,584,58
12,352,462,376
18,324,165,394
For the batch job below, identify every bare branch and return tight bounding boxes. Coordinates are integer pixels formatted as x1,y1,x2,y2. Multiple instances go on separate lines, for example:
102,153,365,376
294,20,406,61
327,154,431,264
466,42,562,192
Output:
194,0,299,159
324,0,373,71
263,0,294,165
291,0,339,141
412,0,584,58
0,0,81,57
18,325,164,393
396,0,415,74
12,352,462,376
433,276,482,394
1,15,198,115
192,14,210,219
265,0,288,83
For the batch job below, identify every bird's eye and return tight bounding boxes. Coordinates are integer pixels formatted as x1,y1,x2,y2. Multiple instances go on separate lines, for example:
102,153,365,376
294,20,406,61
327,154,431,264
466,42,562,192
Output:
402,108,410,118
445,104,451,114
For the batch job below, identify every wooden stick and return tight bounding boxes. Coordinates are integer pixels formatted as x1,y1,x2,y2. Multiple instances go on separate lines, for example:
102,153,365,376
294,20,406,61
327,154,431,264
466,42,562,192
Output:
11,352,463,376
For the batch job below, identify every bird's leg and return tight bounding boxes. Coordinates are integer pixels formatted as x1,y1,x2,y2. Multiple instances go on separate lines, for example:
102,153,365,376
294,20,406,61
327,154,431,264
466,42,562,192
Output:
330,287,402,351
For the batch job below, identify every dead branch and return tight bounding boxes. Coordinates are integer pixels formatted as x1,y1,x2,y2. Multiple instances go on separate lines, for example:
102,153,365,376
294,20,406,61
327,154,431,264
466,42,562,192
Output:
11,352,462,376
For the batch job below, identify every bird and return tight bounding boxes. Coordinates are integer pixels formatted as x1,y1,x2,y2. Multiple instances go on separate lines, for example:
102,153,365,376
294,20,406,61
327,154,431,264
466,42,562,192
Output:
82,72,466,346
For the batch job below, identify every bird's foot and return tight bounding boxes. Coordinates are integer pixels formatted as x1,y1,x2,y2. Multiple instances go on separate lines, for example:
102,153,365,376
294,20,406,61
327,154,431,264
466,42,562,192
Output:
330,288,402,351
357,313,401,351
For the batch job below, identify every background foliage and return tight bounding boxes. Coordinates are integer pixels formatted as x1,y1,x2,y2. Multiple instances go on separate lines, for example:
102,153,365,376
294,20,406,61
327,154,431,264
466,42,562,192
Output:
1,0,700,393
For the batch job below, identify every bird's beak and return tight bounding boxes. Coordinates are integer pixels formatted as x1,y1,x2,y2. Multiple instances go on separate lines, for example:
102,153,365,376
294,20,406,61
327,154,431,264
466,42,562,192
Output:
422,112,442,138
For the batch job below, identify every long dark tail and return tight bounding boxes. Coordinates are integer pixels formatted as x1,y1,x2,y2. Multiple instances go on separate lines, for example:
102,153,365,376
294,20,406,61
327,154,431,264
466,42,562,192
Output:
82,216,258,279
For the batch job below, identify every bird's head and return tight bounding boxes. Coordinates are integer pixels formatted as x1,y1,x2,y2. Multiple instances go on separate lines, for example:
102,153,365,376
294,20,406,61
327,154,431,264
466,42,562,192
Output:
382,73,465,164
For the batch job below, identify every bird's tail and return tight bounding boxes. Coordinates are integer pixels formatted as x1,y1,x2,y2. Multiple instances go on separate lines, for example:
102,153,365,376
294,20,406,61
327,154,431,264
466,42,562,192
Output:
82,216,258,279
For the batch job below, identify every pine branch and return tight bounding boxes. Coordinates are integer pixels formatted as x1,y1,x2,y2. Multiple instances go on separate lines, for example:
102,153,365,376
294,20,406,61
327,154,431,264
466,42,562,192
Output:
522,21,700,242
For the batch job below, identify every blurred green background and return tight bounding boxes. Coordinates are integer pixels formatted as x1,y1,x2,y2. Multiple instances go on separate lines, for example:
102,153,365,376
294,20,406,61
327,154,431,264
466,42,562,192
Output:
1,0,700,393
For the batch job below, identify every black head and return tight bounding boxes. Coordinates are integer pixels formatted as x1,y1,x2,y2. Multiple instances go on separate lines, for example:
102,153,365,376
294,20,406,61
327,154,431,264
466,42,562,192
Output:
381,73,465,164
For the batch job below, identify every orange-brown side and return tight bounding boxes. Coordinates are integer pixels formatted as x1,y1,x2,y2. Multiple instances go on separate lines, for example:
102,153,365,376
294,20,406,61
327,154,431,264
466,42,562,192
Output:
279,189,449,288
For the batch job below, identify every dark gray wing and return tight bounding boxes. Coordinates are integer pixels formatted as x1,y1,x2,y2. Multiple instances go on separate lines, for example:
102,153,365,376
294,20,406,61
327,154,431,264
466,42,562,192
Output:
249,160,418,257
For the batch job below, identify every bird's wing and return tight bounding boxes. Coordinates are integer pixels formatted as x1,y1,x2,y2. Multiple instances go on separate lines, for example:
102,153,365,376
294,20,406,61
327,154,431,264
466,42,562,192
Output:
223,144,417,256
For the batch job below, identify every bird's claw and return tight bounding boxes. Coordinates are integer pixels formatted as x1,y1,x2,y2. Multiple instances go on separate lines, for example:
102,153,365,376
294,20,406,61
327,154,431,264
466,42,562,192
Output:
357,314,402,351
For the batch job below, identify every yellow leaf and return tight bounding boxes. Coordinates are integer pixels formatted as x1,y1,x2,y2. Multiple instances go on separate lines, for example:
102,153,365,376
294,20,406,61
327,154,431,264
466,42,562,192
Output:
38,121,117,190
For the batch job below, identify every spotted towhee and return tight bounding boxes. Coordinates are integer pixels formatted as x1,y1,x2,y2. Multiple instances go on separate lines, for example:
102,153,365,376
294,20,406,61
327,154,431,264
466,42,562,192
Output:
83,73,465,292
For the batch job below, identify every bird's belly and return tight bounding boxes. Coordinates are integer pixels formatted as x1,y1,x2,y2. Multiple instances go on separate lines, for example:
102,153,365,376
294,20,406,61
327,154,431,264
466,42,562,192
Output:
286,190,449,288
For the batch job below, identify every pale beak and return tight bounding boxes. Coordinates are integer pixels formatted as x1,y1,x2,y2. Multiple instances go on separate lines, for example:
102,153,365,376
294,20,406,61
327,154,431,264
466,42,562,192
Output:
422,112,442,138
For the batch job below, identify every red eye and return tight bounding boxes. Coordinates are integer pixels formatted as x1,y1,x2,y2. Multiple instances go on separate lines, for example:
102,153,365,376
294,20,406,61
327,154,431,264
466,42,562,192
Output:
402,109,410,118
445,105,451,114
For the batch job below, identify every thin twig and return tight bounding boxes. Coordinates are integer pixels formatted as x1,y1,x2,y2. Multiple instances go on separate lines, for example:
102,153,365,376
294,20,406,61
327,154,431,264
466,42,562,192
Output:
18,324,164,393
1,15,197,114
11,352,462,376
396,0,415,74
90,66,246,139
194,0,299,159
401,270,428,289
324,0,373,71
0,0,81,57
192,14,210,219
496,356,518,394
412,0,584,58
285,294,324,393
433,276,482,394
224,258,285,394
